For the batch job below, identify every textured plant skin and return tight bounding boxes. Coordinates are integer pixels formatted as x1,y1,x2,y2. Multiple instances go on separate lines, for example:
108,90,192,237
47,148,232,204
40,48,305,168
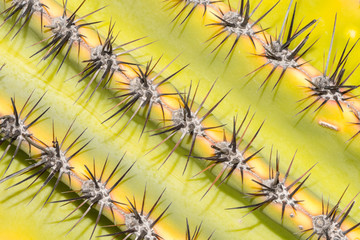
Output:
1,0,360,240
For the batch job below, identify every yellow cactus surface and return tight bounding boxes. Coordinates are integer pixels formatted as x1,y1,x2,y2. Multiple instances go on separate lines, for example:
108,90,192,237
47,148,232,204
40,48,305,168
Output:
0,0,360,240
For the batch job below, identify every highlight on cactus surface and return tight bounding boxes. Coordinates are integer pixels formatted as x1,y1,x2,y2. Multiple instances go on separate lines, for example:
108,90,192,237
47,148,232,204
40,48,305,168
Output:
0,0,360,239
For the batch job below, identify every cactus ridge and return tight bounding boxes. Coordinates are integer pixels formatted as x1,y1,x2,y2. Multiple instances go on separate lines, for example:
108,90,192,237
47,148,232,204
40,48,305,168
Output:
0,0,360,239
208,1,360,121
103,56,188,138
0,92,164,239
147,81,230,173
74,22,150,103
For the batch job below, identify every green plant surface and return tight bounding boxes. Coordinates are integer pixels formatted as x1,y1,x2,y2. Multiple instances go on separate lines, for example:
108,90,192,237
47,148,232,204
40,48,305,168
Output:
0,0,360,239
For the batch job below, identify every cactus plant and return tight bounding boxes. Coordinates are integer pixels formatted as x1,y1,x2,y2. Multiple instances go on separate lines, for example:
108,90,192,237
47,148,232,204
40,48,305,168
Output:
0,0,360,239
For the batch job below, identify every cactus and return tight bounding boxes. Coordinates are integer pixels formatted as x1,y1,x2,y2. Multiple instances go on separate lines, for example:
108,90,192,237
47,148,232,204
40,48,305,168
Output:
0,0,360,239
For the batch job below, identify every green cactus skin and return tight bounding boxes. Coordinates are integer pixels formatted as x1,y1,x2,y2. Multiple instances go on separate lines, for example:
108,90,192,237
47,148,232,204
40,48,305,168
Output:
0,0,360,240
